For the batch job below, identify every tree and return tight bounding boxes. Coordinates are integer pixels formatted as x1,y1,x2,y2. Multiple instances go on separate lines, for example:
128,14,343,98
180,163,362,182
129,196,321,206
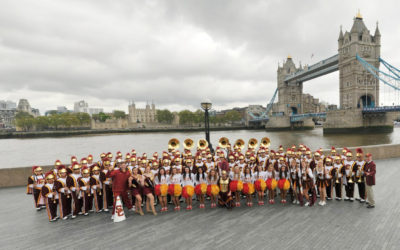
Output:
178,110,196,125
35,116,50,130
224,110,242,122
15,112,35,131
97,112,111,122
113,110,127,119
157,109,174,124
193,109,204,123
75,112,91,126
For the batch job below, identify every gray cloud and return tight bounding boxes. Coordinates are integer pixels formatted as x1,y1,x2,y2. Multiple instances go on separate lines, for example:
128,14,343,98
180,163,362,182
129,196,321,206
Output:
0,0,398,113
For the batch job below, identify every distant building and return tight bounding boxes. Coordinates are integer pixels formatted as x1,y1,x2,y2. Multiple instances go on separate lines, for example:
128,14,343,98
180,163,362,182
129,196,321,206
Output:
73,100,103,116
17,99,40,117
44,106,72,116
128,101,156,123
0,100,17,128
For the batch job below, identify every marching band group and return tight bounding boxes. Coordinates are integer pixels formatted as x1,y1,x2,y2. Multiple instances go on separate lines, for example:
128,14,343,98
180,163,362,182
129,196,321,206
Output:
26,137,377,222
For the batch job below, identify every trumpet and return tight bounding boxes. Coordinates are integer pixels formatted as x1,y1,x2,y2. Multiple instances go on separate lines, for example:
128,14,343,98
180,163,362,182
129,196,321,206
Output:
234,139,245,150
347,165,353,184
198,139,209,150
184,138,194,150
356,165,363,183
168,138,180,150
218,137,230,148
260,137,270,148
248,138,258,149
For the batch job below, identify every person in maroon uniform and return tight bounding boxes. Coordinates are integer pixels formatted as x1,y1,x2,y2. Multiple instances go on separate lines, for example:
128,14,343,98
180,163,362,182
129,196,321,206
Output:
106,159,134,218
55,166,72,220
90,164,106,212
67,163,82,218
41,172,59,222
27,166,46,210
364,153,376,208
78,167,93,216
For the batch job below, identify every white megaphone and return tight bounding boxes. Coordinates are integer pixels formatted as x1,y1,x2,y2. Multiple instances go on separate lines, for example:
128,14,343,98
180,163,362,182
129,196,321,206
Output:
113,196,126,223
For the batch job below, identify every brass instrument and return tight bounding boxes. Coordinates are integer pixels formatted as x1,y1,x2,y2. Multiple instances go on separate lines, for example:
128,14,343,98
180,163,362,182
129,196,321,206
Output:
184,138,194,150
218,137,230,148
248,138,258,149
347,165,353,183
260,137,270,148
52,185,57,204
234,139,245,150
198,139,209,150
357,164,364,183
168,138,180,150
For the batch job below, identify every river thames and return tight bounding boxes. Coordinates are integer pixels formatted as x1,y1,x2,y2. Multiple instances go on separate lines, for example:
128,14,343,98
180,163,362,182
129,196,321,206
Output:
1,127,399,168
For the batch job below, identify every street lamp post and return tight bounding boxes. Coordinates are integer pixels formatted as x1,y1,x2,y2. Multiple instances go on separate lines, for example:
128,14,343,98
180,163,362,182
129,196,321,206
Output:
201,100,213,153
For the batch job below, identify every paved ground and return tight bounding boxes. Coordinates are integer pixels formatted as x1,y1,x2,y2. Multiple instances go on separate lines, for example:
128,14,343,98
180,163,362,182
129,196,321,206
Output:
1,158,399,250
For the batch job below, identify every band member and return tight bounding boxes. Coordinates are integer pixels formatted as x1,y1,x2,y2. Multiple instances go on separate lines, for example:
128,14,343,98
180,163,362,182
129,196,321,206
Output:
169,167,182,211
343,151,356,201
218,170,233,209
142,165,157,216
355,148,366,203
78,167,93,215
195,167,207,208
315,161,327,206
181,166,195,210
229,166,244,207
278,164,289,204
333,156,344,200
243,166,254,207
324,157,334,200
55,167,72,219
266,163,276,204
207,169,219,208
91,165,105,212
302,160,315,206
27,166,46,210
204,154,215,173
130,167,144,215
41,172,59,222
364,153,376,208
254,164,266,205
154,167,168,212
102,158,113,211
105,159,134,219
290,160,303,206
68,163,83,218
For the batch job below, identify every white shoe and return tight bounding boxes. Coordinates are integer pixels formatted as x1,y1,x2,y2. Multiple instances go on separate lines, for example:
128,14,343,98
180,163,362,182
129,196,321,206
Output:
62,216,68,220
111,215,114,220
104,208,109,212
305,202,309,206
50,218,57,222
129,208,135,212
84,213,88,216
318,201,322,206
71,215,76,219
321,201,326,206
292,200,296,204
296,201,300,204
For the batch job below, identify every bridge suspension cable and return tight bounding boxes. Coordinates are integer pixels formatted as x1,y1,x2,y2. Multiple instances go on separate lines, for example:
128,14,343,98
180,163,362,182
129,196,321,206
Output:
248,88,278,122
356,54,400,106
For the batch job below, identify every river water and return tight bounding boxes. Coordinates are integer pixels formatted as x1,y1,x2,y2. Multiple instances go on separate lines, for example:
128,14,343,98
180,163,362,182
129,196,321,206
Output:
2,127,400,168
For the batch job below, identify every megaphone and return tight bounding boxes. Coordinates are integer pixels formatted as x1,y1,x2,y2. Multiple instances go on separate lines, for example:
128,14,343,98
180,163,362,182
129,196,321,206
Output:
113,196,126,223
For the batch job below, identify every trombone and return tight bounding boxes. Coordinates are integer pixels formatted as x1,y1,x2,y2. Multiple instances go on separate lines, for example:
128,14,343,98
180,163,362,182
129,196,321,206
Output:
197,139,209,150
168,138,180,150
184,138,194,150
248,138,258,149
218,137,230,148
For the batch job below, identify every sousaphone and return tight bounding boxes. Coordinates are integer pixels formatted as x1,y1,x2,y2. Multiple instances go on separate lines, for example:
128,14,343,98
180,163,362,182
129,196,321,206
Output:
168,138,180,150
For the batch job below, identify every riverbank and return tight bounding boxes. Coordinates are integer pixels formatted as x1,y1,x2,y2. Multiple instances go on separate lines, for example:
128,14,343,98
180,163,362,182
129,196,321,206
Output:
0,126,250,139
1,143,399,188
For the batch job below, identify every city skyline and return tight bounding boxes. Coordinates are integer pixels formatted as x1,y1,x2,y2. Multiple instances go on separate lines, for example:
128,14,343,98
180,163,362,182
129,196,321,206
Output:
1,0,400,114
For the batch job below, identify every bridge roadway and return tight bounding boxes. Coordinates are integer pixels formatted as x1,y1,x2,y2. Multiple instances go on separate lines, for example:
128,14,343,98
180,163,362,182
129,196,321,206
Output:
1,158,399,249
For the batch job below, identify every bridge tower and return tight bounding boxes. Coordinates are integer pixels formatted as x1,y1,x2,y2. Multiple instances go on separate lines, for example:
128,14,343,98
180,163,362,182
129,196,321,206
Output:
277,56,302,115
338,11,381,109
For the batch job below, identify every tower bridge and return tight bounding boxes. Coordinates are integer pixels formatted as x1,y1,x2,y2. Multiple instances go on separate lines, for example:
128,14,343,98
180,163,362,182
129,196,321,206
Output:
250,12,400,132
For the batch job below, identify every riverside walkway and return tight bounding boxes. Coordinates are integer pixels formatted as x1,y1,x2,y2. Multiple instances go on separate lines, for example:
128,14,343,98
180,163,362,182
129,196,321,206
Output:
0,158,399,249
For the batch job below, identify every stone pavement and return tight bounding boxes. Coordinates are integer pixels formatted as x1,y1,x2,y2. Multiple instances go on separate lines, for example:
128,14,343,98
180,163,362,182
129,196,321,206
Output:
0,158,399,250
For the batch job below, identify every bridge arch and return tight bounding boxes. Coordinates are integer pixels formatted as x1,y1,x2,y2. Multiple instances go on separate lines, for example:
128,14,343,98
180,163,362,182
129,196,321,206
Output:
358,94,375,108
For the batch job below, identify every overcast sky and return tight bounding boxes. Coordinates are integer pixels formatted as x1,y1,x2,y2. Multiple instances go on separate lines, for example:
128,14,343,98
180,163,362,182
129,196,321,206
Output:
1,0,399,114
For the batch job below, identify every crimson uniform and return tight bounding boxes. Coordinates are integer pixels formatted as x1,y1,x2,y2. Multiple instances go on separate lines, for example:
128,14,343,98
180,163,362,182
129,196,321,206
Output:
67,173,83,216
106,169,133,215
78,177,93,214
55,176,73,218
27,172,45,209
91,172,106,212
41,182,58,221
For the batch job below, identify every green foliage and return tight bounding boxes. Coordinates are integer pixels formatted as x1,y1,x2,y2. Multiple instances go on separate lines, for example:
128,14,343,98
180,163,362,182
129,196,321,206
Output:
15,112,92,131
224,110,242,122
15,112,35,131
112,110,127,119
97,112,111,122
157,109,174,124
178,110,196,125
